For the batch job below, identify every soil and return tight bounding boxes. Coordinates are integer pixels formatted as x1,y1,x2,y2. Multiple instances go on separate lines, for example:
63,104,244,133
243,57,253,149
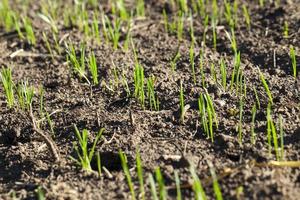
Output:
0,0,300,199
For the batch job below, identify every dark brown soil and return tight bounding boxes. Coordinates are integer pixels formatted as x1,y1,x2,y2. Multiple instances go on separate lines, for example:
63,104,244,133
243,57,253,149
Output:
0,0,299,199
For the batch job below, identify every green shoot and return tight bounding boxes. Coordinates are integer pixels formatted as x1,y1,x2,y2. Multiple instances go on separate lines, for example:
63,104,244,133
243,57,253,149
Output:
202,15,209,46
224,0,234,27
211,16,217,49
133,61,145,109
88,52,98,85
38,13,58,33
210,63,217,82
177,11,184,41
238,96,244,146
71,125,104,172
148,173,159,200
259,0,264,7
42,32,54,61
190,44,196,84
120,151,136,200
16,81,34,110
199,47,206,87
155,167,167,200
147,76,159,111
174,171,182,200
279,115,284,160
0,67,14,108
136,0,145,17
230,51,241,91
171,48,181,72
96,152,101,176
65,43,90,84
105,16,121,50
258,69,273,104
266,103,279,160
178,0,188,13
242,5,251,30
290,46,297,78
208,162,223,200
179,81,185,123
92,12,101,44
253,86,261,109
190,164,207,200
250,104,257,145
220,58,227,89
136,150,145,200
198,92,218,142
36,186,45,200
23,17,36,45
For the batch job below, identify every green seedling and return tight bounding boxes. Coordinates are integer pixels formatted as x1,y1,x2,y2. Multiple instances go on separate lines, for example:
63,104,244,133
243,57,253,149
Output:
45,111,54,136
23,17,36,45
197,0,206,18
211,16,217,49
178,0,188,13
230,51,241,91
162,9,169,33
266,103,279,160
123,17,132,51
36,186,45,200
220,58,227,89
65,43,90,84
251,104,257,144
225,28,237,54
136,0,145,17
155,167,167,200
136,150,145,200
96,152,101,176
42,32,54,61
198,92,218,142
88,52,98,85
290,46,297,78
259,0,264,7
189,12,195,44
258,68,273,104
92,12,101,44
0,67,14,108
38,13,58,33
283,21,289,38
112,0,128,20
121,71,131,97
177,11,184,41
190,164,207,200
190,44,196,84
179,81,185,123
224,0,234,27
210,63,217,82
199,47,206,87
202,15,209,46
119,151,136,200
147,76,159,111
171,47,181,72
208,162,223,200
148,173,158,200
104,15,121,49
238,96,244,146
70,125,104,172
212,0,218,21
242,5,251,30
174,171,182,200
279,114,284,160
16,81,34,110
133,61,145,109
253,86,261,109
